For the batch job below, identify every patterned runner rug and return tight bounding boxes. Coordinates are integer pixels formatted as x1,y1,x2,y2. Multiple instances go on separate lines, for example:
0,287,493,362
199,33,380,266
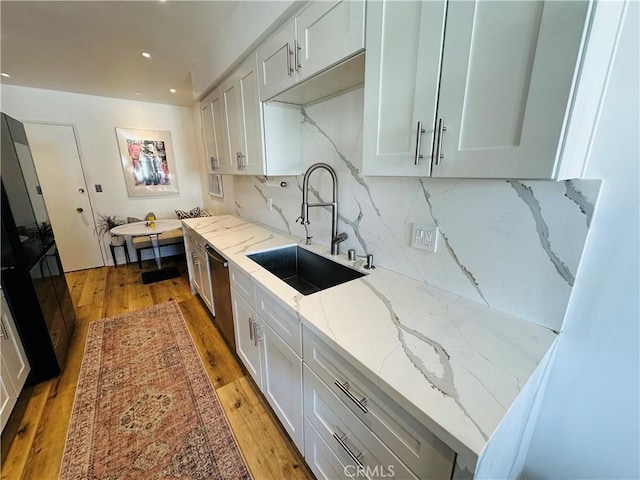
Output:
60,301,251,479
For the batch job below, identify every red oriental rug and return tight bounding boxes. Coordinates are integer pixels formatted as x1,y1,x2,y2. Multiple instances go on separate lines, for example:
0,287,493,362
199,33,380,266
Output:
60,301,251,479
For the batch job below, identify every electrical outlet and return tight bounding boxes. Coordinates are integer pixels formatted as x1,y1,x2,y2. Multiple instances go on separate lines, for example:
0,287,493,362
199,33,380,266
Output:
411,224,438,253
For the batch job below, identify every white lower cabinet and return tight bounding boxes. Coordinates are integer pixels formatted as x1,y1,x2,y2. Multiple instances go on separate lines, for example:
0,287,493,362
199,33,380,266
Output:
1,292,30,432
229,264,457,478
230,265,304,451
304,418,350,480
231,289,262,388
260,321,303,451
303,327,456,479
304,364,416,480
185,228,213,313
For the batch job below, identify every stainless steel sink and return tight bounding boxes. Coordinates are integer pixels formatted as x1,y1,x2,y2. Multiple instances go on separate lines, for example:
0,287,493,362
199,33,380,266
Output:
247,245,365,295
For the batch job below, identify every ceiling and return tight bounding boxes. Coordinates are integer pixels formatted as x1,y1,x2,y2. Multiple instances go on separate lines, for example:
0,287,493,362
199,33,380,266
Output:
0,1,239,107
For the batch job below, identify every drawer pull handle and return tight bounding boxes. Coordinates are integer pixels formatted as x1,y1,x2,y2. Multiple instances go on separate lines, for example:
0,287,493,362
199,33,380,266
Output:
334,380,368,413
333,432,364,468
248,317,254,340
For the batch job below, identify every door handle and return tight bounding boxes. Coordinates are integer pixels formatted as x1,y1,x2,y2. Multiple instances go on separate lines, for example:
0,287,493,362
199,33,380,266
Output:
78,188,85,193
76,207,84,213
414,121,426,165
434,118,447,166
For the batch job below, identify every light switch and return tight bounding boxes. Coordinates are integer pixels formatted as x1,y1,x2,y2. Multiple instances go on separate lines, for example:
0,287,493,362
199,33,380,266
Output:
95,184,103,192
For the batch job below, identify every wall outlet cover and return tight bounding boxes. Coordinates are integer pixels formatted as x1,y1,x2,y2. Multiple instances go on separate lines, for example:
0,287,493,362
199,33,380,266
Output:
411,224,438,253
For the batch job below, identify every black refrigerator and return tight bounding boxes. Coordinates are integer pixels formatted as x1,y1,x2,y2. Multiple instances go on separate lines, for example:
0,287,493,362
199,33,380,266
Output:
1,112,75,385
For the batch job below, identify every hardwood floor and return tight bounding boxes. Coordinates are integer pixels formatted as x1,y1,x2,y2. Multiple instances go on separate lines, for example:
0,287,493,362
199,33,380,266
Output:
1,258,312,480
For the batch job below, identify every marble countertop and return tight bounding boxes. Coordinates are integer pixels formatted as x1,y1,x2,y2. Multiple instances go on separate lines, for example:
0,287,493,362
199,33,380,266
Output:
183,215,557,465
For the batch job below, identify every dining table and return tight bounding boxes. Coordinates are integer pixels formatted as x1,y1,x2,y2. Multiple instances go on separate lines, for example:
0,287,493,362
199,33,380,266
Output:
110,219,182,270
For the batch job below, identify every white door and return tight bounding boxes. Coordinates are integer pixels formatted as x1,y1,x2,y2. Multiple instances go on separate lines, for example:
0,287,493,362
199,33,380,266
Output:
260,321,303,451
361,0,446,176
232,291,262,389
24,123,104,271
296,0,365,81
433,0,590,178
237,54,264,176
221,76,243,173
257,18,297,101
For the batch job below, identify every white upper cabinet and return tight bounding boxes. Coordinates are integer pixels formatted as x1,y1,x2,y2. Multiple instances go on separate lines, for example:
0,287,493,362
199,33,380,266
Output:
362,0,446,177
362,0,591,179
296,1,365,82
258,0,365,102
257,18,298,102
220,54,266,175
200,86,227,174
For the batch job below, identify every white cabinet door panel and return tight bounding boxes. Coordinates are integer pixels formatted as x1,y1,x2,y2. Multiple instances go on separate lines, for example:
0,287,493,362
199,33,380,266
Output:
304,418,350,480
434,0,589,178
221,76,242,173
260,321,303,451
362,0,446,176
236,55,265,175
296,0,365,81
232,290,262,389
257,19,297,101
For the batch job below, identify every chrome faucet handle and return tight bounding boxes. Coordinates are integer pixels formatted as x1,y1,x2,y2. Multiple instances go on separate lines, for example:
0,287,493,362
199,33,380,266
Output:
333,232,348,243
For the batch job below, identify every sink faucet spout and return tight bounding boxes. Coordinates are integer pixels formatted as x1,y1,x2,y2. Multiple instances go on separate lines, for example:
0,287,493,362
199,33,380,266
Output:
299,163,347,255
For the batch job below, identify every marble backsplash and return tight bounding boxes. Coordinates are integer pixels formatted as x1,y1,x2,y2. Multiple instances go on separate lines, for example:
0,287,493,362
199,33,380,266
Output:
233,88,600,331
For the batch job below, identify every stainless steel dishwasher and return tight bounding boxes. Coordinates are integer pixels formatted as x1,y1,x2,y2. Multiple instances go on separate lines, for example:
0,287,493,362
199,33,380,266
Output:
205,245,235,350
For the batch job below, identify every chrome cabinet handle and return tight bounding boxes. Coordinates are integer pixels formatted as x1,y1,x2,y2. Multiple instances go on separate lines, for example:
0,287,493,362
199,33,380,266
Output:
286,42,293,76
210,156,219,170
334,380,368,413
414,121,426,165
433,118,447,166
0,319,8,339
333,432,364,468
248,317,254,340
295,39,302,71
253,322,262,346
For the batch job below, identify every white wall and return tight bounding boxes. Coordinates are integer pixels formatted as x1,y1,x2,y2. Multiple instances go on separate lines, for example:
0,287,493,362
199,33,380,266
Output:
522,1,639,477
1,84,204,265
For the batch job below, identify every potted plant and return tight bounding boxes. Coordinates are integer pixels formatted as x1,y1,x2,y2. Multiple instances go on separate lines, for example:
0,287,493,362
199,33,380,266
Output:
27,221,54,249
95,214,125,245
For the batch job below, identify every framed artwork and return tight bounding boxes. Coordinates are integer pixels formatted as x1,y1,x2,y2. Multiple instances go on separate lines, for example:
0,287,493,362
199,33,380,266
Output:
208,173,224,198
115,128,179,196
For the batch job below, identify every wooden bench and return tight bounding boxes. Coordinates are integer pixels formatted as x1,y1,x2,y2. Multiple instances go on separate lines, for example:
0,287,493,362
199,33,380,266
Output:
131,229,184,269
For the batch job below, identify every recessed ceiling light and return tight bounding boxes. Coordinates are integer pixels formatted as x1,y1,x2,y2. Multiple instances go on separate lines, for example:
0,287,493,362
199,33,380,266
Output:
141,52,151,59
169,88,177,94
135,92,142,96
1,72,11,78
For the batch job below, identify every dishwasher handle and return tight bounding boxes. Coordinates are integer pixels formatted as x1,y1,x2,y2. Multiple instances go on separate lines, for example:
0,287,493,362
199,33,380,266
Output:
205,244,228,268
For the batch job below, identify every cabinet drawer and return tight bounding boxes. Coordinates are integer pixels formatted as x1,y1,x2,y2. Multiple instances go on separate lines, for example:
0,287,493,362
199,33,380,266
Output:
255,285,302,356
304,328,455,478
304,417,350,480
303,365,415,480
229,264,255,309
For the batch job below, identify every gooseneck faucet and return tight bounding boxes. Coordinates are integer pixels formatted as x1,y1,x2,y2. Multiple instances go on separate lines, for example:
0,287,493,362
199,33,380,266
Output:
297,163,348,255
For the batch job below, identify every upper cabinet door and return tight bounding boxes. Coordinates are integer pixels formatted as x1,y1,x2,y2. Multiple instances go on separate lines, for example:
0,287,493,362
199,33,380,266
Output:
221,75,243,173
236,54,265,175
201,87,226,173
296,0,365,82
433,0,590,178
361,0,446,176
257,19,297,101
